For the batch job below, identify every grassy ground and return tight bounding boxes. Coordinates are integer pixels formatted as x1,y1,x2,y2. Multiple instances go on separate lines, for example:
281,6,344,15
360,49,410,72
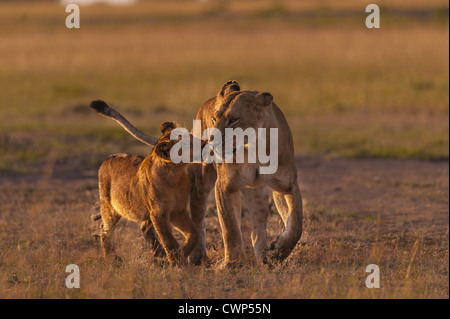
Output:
0,0,448,299
0,158,447,298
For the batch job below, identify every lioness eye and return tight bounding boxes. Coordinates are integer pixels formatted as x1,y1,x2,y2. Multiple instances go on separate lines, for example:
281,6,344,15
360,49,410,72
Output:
211,116,216,124
228,118,238,125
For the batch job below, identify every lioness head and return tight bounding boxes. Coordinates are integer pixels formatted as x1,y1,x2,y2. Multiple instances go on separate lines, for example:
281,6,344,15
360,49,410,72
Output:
212,81,274,134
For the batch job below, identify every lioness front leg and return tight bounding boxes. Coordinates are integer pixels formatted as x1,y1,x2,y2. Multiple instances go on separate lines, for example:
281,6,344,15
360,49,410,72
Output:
241,187,269,263
266,183,303,262
188,163,216,265
214,182,246,268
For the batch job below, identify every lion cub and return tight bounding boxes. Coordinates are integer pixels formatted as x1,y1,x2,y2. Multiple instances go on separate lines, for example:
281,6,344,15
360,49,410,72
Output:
92,103,201,265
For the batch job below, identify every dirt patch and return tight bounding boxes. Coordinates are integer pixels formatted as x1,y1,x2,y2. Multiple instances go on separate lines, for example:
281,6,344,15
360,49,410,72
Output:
297,157,449,237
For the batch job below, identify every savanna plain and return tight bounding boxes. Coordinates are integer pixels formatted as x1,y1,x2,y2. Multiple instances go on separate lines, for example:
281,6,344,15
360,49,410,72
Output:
0,0,448,298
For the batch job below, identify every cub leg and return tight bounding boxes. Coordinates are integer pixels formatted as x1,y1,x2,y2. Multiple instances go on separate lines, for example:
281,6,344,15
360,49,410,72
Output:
171,209,199,260
99,201,121,257
140,219,165,257
150,210,180,265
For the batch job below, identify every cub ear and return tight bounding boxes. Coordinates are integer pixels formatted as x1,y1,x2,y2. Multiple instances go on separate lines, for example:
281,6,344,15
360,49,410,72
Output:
255,92,273,107
154,141,172,160
218,80,240,98
160,121,179,134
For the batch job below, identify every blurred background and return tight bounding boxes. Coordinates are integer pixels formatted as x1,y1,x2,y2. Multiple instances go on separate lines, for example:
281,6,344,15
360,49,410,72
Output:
0,0,448,176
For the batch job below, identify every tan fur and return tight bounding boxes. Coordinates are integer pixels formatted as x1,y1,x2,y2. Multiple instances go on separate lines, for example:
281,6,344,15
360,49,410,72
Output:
189,81,303,267
96,120,200,265
90,82,303,268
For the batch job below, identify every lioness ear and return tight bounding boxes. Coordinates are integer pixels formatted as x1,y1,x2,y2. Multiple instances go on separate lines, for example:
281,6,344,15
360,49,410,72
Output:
154,141,172,159
218,80,240,98
255,92,273,107
160,121,179,134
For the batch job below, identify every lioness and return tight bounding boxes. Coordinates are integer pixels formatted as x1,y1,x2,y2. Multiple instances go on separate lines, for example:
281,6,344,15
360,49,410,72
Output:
90,100,202,265
189,81,303,267
89,82,303,268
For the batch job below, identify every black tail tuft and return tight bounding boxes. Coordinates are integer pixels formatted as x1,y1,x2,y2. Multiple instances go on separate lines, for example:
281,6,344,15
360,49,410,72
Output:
89,100,110,115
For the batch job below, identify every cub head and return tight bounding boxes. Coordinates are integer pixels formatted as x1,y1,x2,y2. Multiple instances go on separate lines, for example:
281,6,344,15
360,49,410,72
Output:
153,121,207,164
153,121,180,161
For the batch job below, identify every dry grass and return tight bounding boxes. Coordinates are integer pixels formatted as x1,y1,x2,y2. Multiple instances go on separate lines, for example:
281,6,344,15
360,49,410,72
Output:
0,0,448,174
0,0,448,299
0,157,447,298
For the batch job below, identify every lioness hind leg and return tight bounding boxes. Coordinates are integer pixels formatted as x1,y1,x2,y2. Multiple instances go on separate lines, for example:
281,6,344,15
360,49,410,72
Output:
99,201,121,257
140,220,165,257
171,209,199,260
150,211,181,265
266,184,303,262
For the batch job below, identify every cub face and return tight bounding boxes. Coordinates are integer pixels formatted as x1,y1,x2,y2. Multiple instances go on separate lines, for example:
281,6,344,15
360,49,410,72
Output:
153,121,207,164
